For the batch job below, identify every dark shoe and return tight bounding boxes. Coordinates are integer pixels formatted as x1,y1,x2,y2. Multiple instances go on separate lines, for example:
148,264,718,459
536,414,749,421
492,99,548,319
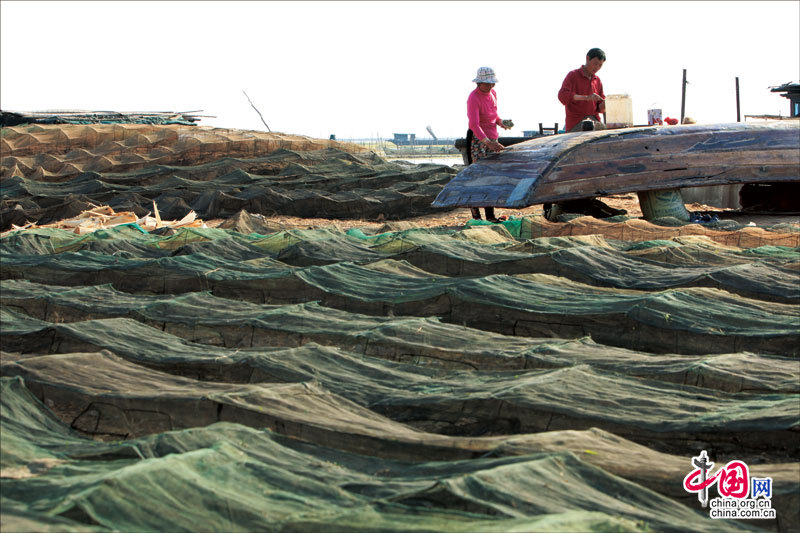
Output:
589,198,627,218
689,212,719,224
484,207,496,220
559,198,593,215
470,208,482,220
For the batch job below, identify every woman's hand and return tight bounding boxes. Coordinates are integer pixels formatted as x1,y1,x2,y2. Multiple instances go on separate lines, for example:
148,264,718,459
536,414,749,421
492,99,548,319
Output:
483,139,504,152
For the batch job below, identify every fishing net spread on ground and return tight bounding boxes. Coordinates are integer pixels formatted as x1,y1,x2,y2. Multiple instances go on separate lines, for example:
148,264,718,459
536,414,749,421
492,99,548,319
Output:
1,279,797,394
2,226,798,356
2,124,799,532
1,124,369,177
1,309,798,454
9,376,785,533
1,149,457,227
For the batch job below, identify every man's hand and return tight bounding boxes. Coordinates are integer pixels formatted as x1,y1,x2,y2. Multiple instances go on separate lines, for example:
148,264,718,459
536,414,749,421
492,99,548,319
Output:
576,93,604,103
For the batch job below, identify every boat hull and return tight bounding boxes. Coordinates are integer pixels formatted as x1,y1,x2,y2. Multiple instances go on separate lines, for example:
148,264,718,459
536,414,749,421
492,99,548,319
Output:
432,122,800,208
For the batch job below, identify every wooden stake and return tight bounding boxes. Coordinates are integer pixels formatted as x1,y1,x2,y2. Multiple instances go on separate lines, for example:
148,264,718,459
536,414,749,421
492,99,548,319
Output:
735,77,741,122
680,69,687,123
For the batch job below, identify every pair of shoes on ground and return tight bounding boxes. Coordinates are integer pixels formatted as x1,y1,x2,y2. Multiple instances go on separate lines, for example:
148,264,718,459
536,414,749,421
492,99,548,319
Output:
471,207,507,223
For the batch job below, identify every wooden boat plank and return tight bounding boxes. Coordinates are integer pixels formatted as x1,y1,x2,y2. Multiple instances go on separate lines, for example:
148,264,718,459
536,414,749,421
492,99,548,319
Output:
551,149,796,181
432,122,800,208
534,166,800,203
561,130,799,165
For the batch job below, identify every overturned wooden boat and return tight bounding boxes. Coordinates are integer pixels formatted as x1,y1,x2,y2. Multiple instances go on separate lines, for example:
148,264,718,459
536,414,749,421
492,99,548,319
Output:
432,121,800,210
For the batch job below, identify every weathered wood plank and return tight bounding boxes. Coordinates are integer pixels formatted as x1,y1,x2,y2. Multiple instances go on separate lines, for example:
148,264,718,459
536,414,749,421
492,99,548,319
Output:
559,129,799,165
550,150,796,181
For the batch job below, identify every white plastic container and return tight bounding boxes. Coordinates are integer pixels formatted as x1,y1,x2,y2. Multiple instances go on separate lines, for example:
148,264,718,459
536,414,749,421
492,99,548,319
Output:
605,94,633,129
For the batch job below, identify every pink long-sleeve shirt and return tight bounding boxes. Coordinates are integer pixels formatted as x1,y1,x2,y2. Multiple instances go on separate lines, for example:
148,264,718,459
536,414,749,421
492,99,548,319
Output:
467,87,501,141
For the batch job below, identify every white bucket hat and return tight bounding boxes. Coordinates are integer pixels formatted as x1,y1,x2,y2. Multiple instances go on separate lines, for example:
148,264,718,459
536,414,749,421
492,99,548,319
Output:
472,67,498,84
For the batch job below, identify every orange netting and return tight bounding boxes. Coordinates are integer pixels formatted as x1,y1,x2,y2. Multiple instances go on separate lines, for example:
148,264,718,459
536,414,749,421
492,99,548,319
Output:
522,216,800,248
1,124,369,181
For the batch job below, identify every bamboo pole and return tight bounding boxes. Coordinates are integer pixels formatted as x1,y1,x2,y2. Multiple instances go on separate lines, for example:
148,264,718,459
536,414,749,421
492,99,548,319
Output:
242,90,271,132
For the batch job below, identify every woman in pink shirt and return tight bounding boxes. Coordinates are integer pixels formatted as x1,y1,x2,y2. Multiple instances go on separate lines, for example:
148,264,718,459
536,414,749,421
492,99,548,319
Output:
466,66,512,222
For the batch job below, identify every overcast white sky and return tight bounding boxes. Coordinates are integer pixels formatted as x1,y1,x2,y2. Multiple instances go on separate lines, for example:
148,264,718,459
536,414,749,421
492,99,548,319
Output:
2,1,798,139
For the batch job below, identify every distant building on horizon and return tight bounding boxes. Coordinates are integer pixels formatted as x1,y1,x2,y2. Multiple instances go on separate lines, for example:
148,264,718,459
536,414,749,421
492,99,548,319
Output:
392,133,416,145
770,82,800,117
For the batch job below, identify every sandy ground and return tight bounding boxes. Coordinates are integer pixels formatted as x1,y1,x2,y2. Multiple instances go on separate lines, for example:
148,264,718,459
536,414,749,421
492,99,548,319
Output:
205,195,635,231
208,194,797,232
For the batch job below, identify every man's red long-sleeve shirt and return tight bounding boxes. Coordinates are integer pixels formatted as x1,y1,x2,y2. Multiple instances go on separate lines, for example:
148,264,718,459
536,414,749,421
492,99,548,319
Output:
558,67,605,132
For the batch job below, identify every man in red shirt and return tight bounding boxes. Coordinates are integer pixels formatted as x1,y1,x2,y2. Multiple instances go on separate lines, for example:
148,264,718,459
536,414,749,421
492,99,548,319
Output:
558,48,606,132
545,48,626,220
